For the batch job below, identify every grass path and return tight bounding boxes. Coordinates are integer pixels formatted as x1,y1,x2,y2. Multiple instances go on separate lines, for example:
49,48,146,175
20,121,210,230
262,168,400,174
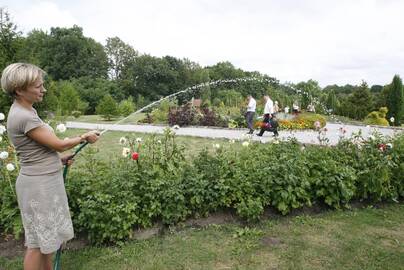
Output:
1,204,403,270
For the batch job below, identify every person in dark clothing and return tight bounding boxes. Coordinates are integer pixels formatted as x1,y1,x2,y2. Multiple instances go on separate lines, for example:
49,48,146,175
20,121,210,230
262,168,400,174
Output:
257,113,279,137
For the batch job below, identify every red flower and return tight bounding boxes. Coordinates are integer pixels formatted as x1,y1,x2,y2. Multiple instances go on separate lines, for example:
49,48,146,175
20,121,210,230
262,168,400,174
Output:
132,152,139,160
377,143,386,151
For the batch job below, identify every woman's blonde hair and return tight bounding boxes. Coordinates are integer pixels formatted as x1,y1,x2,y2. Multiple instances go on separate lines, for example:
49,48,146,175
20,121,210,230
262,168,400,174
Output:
1,63,45,98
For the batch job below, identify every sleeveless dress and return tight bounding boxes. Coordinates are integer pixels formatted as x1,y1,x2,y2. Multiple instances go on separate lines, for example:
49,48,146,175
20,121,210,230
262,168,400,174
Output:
7,102,74,254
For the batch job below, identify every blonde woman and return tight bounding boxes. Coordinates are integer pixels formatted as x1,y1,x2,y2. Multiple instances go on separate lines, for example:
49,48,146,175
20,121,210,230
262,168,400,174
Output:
1,63,99,270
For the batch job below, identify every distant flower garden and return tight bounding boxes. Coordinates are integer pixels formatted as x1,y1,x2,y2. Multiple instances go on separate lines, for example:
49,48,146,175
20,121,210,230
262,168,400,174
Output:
140,100,327,131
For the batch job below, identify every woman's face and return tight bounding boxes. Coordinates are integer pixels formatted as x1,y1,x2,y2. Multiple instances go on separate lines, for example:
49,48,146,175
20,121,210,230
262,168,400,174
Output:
18,78,46,104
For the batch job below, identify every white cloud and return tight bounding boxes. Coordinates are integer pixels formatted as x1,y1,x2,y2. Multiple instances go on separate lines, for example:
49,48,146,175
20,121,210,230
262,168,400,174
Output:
4,0,404,86
8,1,77,33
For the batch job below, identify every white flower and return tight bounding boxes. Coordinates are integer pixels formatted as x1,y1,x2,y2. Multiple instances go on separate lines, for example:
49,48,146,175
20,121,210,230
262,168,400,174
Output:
122,147,131,157
0,151,9,159
368,135,375,141
242,141,249,147
390,117,395,123
119,137,127,145
229,139,235,144
6,163,15,171
273,140,279,144
157,140,162,144
386,143,393,149
56,123,66,133
0,136,2,142
0,113,5,121
213,143,220,149
136,137,142,143
0,125,6,135
173,125,180,130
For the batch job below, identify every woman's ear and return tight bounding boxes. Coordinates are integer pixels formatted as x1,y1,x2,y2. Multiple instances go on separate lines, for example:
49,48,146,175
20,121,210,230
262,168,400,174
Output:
14,88,23,97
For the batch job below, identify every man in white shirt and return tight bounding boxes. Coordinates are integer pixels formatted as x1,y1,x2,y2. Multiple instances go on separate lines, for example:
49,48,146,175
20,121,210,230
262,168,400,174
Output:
264,95,274,115
257,95,279,137
245,95,256,134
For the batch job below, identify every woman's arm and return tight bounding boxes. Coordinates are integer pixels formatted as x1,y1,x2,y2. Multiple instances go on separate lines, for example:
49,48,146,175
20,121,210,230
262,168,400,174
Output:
27,126,99,152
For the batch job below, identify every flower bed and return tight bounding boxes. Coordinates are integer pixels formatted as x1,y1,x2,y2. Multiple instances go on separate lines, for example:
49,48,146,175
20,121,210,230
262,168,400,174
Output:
278,113,326,130
1,118,403,245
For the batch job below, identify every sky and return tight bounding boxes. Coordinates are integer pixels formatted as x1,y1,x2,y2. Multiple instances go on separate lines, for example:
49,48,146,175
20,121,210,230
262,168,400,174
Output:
3,0,404,87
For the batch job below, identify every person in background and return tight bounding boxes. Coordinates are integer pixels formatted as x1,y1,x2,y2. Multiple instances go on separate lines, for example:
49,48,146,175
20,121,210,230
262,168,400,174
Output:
292,101,300,114
257,95,278,137
307,103,316,113
273,100,279,115
2,63,99,270
245,95,256,134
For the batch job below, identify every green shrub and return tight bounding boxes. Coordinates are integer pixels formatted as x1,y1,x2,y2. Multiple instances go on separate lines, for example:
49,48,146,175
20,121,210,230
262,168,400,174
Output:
71,110,82,118
118,97,135,117
364,107,389,126
96,94,119,120
0,123,22,238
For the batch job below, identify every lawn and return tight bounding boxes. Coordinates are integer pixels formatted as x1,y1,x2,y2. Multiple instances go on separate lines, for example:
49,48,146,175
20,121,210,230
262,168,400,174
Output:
65,113,147,124
61,128,234,161
1,203,403,270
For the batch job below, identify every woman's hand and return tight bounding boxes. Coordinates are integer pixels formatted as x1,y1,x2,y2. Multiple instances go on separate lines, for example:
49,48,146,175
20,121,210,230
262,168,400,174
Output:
81,130,100,144
61,154,75,166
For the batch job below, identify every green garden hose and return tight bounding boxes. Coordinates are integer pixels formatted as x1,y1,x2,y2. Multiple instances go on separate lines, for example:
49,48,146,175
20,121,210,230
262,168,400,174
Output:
53,141,89,270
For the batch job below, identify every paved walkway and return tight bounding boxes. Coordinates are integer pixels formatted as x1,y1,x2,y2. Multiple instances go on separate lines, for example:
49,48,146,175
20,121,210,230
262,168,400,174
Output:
66,121,403,145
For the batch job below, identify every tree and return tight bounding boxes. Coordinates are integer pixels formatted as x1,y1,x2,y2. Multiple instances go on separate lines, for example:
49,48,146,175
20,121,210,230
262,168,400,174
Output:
96,94,119,120
58,81,87,115
326,90,339,113
105,37,138,80
0,8,22,70
206,61,244,81
386,75,404,126
125,54,188,101
118,96,135,116
295,80,322,109
0,8,21,113
42,26,108,80
347,81,373,120
71,77,120,114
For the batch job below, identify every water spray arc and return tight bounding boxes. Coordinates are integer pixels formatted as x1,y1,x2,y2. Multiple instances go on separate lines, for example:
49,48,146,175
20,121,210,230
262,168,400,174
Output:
54,76,326,269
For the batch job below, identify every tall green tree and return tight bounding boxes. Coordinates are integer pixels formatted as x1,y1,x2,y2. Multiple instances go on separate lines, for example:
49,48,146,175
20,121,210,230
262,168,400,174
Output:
0,8,21,113
326,90,339,113
42,26,108,80
105,37,138,80
0,8,22,70
386,75,404,126
17,29,49,66
347,81,373,120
